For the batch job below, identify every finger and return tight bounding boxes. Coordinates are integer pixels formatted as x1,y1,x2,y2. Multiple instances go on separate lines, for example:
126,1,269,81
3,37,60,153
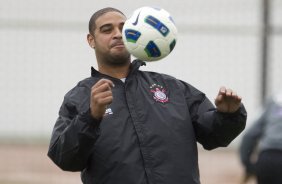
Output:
215,93,224,106
230,91,242,101
96,95,113,106
97,78,114,87
231,91,237,97
231,91,239,100
215,86,226,103
218,86,226,95
92,90,113,102
93,82,114,94
226,88,232,96
233,95,242,103
92,79,115,95
94,90,113,99
93,79,114,89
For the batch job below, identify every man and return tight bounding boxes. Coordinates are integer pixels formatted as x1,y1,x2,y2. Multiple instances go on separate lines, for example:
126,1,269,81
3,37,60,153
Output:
48,7,247,184
240,94,282,184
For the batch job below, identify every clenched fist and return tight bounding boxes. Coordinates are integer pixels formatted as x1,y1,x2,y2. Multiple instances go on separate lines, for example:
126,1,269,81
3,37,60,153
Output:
90,79,114,119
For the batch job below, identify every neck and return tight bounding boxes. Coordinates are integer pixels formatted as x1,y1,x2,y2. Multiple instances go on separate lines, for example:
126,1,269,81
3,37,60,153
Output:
98,63,131,79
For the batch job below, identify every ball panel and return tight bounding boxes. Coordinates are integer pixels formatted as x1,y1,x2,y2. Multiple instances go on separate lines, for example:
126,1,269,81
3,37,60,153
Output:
144,41,161,58
169,39,176,52
144,15,169,37
124,29,141,43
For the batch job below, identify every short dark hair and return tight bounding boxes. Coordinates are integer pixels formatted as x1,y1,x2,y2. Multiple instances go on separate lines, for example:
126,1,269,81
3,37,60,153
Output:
88,7,125,35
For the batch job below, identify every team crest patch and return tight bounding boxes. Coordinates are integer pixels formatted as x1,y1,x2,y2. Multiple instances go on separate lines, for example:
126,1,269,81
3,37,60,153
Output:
150,84,169,103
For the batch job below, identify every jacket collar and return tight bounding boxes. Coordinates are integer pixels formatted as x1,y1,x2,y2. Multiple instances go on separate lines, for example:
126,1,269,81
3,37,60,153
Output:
91,59,146,77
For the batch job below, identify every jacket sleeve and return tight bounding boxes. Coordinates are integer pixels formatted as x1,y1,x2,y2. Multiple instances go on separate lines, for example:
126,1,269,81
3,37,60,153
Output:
184,83,247,150
47,86,101,171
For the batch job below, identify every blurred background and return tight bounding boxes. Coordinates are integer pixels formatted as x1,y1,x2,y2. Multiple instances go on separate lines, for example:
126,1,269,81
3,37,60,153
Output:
0,0,281,183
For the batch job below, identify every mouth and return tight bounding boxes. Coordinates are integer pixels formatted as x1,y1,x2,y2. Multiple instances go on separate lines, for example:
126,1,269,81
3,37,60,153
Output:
111,42,125,48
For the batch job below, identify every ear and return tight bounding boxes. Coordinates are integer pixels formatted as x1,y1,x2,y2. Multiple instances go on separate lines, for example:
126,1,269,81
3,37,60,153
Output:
87,33,95,49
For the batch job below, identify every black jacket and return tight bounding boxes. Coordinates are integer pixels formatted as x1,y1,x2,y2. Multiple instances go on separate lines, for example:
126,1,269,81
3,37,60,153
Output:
48,60,247,184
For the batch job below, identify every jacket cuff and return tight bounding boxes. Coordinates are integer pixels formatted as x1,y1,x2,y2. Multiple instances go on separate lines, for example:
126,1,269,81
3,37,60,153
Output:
79,108,102,128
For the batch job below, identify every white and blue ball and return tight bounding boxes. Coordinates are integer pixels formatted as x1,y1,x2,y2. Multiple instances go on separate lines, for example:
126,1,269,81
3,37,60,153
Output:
122,7,177,62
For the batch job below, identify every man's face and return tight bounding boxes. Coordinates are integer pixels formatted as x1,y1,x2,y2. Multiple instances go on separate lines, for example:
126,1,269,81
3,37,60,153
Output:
91,11,130,65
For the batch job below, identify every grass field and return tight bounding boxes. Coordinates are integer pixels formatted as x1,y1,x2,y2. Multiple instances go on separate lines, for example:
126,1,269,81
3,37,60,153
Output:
0,144,256,184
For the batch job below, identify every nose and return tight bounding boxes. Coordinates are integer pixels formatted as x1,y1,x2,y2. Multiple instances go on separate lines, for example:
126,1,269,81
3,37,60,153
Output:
113,27,122,39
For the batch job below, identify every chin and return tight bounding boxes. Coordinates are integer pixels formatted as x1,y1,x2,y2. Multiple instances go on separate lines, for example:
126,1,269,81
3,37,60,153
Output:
113,50,130,59
108,53,130,66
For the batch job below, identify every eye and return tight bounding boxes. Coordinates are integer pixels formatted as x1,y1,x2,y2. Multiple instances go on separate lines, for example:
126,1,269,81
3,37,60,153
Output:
102,28,111,33
100,25,113,33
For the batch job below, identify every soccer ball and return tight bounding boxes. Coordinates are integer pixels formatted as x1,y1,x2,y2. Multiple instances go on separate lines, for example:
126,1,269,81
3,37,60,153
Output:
122,7,177,62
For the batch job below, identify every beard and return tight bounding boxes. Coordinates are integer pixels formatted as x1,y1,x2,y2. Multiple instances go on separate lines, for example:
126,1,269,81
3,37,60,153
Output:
107,50,131,66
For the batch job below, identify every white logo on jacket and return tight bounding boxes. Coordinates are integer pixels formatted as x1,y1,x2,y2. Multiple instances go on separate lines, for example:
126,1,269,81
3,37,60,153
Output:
104,108,113,116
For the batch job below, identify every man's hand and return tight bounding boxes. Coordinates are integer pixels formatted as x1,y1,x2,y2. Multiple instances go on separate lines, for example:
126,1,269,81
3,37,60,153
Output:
90,79,114,119
215,86,242,113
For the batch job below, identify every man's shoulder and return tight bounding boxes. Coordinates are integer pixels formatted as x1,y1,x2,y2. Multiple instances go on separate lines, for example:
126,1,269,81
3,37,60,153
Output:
64,77,95,98
77,76,96,88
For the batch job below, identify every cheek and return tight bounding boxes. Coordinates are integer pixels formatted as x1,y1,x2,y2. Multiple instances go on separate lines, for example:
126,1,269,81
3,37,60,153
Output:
97,37,111,48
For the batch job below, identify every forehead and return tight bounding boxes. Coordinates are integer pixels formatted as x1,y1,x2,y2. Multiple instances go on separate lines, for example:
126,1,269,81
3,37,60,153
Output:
95,11,126,28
